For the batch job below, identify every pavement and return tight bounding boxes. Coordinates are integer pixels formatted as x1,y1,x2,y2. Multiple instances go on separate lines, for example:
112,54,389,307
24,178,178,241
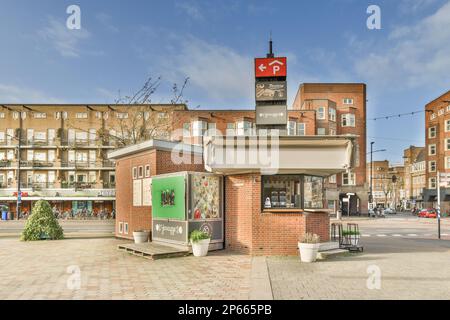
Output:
1,214,450,300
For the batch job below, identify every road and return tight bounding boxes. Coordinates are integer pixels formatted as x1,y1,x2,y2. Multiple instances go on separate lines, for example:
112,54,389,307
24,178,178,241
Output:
0,220,115,238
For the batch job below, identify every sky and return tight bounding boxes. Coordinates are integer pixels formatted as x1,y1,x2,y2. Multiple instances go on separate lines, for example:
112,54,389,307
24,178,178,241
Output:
1,0,450,164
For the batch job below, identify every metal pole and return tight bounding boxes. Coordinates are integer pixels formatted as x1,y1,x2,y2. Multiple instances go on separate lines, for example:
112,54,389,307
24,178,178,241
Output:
16,117,22,220
370,142,374,210
437,172,441,239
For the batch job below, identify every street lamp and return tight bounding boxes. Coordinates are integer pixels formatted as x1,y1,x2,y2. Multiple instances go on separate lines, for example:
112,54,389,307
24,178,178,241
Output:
368,142,387,209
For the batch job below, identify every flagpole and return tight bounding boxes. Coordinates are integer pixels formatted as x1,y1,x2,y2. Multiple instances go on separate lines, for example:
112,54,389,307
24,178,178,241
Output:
437,172,441,240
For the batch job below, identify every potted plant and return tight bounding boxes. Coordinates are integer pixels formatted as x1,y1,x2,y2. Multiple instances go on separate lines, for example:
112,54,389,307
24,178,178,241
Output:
298,233,320,263
133,229,150,244
190,230,211,257
342,230,361,246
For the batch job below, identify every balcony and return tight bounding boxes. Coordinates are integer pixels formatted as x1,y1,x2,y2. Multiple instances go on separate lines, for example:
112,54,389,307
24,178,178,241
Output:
26,138,56,147
20,160,54,168
102,182,116,189
102,160,115,168
60,182,94,189
30,182,56,190
0,160,13,168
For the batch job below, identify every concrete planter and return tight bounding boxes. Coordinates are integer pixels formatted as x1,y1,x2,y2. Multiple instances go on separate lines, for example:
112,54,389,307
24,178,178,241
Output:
192,238,210,257
298,242,320,263
133,231,150,244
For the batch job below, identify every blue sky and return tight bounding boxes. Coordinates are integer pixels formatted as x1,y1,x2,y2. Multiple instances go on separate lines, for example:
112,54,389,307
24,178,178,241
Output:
1,0,450,163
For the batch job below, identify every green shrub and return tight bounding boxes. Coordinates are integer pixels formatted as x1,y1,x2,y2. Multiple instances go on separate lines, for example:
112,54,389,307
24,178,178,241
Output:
21,200,64,241
342,230,360,236
189,230,210,243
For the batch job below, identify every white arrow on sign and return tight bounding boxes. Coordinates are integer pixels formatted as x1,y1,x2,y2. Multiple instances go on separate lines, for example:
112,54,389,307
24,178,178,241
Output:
258,64,267,72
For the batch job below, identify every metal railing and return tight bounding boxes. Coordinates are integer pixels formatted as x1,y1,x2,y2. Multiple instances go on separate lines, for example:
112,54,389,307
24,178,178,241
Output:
20,160,54,168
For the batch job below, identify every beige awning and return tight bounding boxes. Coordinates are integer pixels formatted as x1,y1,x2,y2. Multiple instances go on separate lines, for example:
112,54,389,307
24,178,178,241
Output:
203,135,356,177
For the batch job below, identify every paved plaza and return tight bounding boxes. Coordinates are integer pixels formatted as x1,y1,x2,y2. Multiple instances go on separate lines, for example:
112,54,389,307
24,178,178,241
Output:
1,215,450,300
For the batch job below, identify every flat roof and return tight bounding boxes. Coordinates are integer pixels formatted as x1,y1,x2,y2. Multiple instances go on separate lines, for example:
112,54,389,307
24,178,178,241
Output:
108,139,203,160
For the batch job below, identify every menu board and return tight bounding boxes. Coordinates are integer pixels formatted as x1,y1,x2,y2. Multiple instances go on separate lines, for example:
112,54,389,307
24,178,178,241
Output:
133,179,142,207
190,175,221,220
142,178,152,206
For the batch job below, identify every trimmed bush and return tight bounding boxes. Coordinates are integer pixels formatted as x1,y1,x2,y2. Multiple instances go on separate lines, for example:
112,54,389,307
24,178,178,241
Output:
21,200,64,241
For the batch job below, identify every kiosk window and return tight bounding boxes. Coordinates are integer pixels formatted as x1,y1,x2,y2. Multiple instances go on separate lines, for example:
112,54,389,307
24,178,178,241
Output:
262,175,324,210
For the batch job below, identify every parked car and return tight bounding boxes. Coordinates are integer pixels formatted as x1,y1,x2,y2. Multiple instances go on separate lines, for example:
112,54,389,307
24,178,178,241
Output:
383,208,396,215
418,208,437,218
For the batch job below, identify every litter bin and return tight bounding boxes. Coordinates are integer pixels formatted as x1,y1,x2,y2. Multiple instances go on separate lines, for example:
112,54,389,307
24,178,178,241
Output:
1,211,7,220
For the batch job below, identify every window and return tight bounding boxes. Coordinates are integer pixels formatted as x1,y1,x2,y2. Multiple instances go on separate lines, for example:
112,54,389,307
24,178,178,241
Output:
124,223,129,235
430,113,436,120
0,112,4,119
341,114,355,127
297,123,306,136
328,174,337,184
119,222,123,234
446,157,450,169
429,161,436,172
429,144,436,156
447,105,450,112
158,112,168,119
76,112,88,119
317,107,326,120
446,120,450,132
342,172,356,186
226,123,235,136
116,112,128,119
261,175,324,210
446,138,450,150
287,121,296,136
429,177,436,189
207,123,217,136
343,98,354,105
236,121,253,136
439,109,444,116
89,172,96,183
145,165,151,177
428,126,437,138
33,112,47,119
192,120,207,137
317,128,326,135
329,128,336,136
132,167,137,179
138,166,144,178
182,123,190,137
329,108,336,121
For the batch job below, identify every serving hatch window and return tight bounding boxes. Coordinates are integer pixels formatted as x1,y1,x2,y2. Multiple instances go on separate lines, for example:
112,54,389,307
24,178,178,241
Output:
262,175,324,210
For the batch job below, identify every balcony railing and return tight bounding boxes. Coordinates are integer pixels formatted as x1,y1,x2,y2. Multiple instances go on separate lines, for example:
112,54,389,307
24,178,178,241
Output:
0,160,13,168
60,182,94,189
26,138,57,147
102,182,116,189
102,160,115,168
20,160,54,168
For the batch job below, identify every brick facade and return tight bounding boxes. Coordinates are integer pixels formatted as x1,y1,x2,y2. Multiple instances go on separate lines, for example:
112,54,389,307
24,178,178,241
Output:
225,174,329,256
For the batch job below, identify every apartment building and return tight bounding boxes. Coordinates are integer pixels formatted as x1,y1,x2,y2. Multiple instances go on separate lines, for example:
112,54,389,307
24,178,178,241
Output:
292,83,367,215
403,146,426,209
0,103,186,217
423,90,450,213
367,160,405,209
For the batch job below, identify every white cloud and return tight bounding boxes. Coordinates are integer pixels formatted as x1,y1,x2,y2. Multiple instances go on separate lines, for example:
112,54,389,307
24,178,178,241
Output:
158,35,253,105
176,2,204,21
399,0,440,14
354,1,450,89
96,13,119,33
37,16,90,58
0,84,64,103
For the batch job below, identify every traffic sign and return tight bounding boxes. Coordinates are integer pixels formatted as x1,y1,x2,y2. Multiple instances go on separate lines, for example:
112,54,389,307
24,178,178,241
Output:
255,57,287,78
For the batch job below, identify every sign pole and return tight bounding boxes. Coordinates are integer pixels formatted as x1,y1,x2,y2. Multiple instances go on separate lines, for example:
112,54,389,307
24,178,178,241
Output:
437,172,441,240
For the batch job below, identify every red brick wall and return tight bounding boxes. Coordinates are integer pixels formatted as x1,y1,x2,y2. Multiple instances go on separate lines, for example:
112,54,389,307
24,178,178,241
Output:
115,149,205,239
225,174,330,256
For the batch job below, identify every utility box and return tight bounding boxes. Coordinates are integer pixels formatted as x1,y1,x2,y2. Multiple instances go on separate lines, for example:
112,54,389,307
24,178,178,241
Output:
151,171,223,251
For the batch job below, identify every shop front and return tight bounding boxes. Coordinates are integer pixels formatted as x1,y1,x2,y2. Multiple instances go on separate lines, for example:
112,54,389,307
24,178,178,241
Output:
110,135,355,256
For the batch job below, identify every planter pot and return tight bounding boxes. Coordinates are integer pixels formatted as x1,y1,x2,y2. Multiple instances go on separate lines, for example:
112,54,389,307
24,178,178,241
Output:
133,231,150,244
191,238,210,257
298,242,320,263
344,235,360,246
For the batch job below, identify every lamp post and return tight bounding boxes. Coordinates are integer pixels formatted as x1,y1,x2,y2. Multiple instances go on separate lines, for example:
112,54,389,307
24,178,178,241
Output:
368,143,387,213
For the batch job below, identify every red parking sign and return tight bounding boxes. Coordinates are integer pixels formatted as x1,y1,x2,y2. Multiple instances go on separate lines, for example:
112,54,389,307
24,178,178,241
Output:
255,57,287,78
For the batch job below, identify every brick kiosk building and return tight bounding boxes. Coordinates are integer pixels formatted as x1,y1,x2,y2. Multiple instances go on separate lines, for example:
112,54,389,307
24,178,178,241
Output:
110,135,356,255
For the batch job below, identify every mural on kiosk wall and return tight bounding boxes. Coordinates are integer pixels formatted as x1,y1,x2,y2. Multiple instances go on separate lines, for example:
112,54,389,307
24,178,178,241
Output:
190,175,221,220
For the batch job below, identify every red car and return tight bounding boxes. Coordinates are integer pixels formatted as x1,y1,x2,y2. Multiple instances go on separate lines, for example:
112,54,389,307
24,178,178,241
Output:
418,209,437,218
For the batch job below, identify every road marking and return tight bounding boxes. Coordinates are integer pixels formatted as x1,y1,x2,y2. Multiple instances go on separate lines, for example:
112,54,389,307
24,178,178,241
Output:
442,233,449,236
376,234,387,237
407,234,418,237
392,234,402,237
361,234,371,237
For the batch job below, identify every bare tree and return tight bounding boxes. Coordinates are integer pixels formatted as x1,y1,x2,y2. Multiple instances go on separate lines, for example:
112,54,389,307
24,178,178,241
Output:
67,76,189,148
